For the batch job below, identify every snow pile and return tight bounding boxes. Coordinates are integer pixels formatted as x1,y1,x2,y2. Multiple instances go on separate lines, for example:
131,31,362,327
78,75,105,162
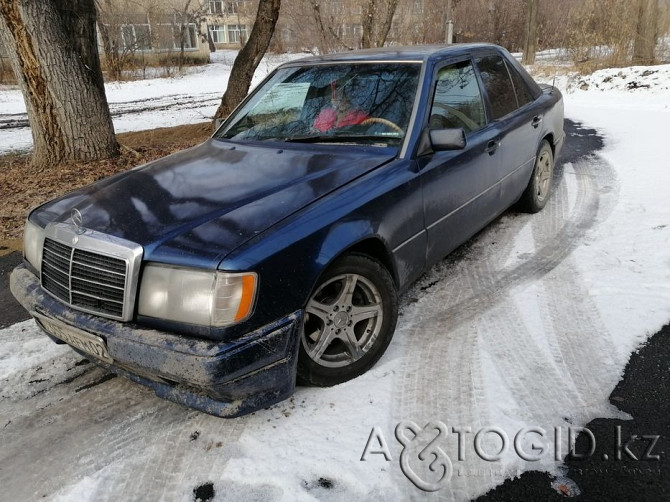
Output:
567,64,670,93
528,62,670,96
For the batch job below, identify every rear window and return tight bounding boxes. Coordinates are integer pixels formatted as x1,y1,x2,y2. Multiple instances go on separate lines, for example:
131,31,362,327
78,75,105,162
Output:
476,54,518,120
507,61,534,108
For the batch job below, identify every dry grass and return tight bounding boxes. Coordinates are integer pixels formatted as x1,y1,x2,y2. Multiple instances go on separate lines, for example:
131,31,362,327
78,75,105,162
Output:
0,122,213,242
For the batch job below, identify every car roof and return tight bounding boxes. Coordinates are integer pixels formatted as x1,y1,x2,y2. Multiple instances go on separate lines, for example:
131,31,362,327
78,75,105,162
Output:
282,43,501,66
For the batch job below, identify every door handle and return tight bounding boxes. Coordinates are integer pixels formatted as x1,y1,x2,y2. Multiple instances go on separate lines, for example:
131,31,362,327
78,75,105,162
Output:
485,139,501,155
531,116,543,128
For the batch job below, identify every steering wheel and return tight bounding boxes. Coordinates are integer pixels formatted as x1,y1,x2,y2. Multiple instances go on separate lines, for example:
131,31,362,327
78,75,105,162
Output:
361,117,404,134
433,104,480,132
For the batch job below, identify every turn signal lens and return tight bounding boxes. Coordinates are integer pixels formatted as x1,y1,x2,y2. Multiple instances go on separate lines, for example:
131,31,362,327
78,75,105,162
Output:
138,265,257,327
213,272,258,326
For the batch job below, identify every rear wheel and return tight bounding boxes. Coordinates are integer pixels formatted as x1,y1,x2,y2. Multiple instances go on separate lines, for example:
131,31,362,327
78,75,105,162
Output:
297,254,397,387
519,139,554,213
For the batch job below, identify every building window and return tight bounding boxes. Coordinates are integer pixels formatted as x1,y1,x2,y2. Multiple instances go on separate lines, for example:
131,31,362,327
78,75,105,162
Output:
342,24,361,39
230,0,251,14
227,24,247,44
174,24,198,49
209,24,226,43
154,23,174,51
280,27,294,43
209,1,224,14
153,22,198,51
120,24,152,51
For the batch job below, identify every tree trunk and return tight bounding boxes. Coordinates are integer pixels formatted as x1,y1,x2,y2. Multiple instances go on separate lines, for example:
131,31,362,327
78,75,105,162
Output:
487,0,502,45
308,1,331,54
375,0,399,47
97,20,122,81
522,0,538,64
633,0,658,65
214,0,281,119
178,0,193,70
0,0,118,168
207,31,216,52
361,0,376,49
179,24,186,71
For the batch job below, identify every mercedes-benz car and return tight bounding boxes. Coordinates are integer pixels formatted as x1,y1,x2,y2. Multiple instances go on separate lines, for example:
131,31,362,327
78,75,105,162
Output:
11,44,564,417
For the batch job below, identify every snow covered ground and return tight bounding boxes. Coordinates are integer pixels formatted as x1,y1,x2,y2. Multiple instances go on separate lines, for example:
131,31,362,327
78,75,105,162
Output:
1,52,670,501
0,50,305,154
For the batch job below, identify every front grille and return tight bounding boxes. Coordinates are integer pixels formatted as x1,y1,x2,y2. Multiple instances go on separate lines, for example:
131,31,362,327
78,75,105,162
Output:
42,238,128,318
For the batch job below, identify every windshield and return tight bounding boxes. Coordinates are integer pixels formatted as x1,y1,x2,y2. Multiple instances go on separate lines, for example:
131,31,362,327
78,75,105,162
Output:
216,62,421,146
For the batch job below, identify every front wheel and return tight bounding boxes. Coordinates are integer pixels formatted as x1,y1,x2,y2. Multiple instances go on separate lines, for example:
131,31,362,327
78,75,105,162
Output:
518,139,554,213
297,254,398,387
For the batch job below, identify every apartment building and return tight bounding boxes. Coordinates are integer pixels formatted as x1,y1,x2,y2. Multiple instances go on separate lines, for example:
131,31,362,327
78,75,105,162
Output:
204,0,256,49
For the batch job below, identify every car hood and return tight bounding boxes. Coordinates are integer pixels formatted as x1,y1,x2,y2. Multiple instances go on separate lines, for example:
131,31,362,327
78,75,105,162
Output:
31,139,396,268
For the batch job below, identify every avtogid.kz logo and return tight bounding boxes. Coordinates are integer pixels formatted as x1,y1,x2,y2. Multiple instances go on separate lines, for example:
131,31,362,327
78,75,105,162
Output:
361,422,661,492
395,421,453,491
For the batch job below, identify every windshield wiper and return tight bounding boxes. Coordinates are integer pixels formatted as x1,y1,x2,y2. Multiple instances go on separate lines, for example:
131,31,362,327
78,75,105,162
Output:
284,134,399,144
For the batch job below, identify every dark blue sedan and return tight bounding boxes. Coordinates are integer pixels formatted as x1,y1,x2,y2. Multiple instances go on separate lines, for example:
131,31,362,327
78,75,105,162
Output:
11,44,564,417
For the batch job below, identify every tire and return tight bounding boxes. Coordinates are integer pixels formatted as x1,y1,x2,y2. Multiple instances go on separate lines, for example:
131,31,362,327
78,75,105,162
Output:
518,139,554,213
297,254,398,387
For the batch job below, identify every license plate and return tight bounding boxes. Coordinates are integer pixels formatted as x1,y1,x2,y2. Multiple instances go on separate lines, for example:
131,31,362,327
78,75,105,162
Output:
33,312,113,363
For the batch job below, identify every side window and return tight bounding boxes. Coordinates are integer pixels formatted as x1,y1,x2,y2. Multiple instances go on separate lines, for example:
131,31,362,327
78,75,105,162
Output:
428,60,486,133
476,54,517,120
506,60,534,108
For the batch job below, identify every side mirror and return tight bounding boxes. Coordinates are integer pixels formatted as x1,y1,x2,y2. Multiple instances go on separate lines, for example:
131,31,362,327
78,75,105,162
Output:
214,118,225,132
429,128,466,151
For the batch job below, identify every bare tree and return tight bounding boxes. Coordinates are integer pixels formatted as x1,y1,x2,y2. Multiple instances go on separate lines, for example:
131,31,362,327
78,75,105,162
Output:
361,0,376,48
0,0,118,167
361,0,399,48
214,0,281,119
522,0,538,64
302,0,356,53
308,0,336,52
487,0,502,45
633,0,659,64
176,0,194,70
279,0,669,65
96,1,150,81
376,0,399,47
172,0,211,71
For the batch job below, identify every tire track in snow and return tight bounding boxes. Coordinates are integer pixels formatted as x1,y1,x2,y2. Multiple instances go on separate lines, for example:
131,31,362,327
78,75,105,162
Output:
390,150,618,499
0,93,221,130
533,160,622,416
0,367,250,500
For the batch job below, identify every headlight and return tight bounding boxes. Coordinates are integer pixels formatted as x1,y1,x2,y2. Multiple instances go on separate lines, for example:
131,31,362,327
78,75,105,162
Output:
24,219,45,271
137,264,257,327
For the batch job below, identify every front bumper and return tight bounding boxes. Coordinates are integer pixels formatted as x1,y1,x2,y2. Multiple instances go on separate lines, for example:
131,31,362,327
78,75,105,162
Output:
10,264,303,417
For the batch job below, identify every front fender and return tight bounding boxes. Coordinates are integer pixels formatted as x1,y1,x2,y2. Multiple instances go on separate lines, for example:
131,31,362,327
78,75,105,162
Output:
213,157,423,340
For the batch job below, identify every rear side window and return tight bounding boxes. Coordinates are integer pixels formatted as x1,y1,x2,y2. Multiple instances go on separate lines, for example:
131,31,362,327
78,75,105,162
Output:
507,62,534,108
476,54,517,120
429,60,486,133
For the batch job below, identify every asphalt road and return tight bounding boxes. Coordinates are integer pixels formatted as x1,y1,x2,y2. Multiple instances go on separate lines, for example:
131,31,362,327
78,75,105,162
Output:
0,250,27,329
478,322,670,501
0,121,668,500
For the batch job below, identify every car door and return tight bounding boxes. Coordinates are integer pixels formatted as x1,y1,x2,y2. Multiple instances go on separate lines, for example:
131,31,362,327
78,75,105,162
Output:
418,57,505,266
475,52,543,208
